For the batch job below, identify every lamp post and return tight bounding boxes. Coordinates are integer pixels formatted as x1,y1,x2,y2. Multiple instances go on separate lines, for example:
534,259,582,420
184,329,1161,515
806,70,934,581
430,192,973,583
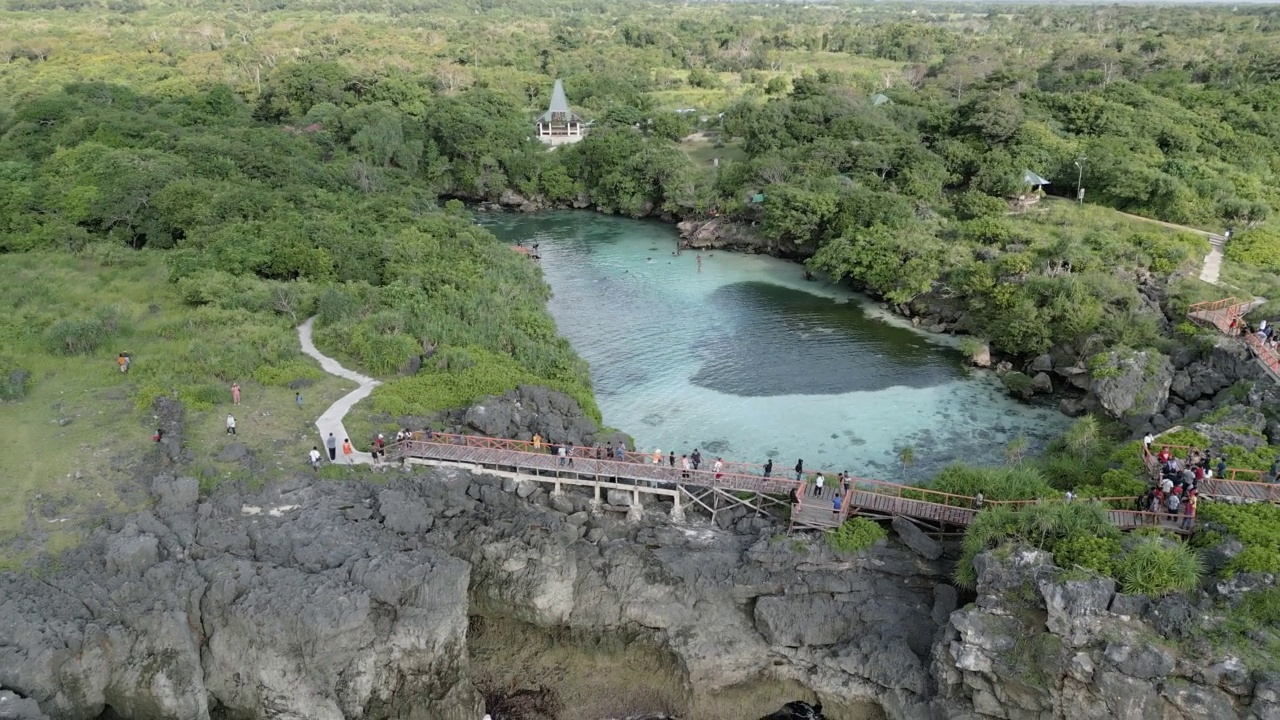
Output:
1075,156,1087,203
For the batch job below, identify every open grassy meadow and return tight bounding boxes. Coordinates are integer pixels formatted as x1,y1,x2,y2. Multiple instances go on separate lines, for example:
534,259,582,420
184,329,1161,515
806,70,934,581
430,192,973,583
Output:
0,250,354,567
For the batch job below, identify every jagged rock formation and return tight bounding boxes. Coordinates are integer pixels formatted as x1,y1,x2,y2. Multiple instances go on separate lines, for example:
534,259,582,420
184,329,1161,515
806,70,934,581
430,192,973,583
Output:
931,547,1279,719
1083,349,1175,429
0,474,482,720
676,217,809,259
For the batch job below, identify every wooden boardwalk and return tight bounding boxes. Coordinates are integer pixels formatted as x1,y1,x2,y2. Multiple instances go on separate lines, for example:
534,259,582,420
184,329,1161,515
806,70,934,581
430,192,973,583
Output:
386,433,1211,534
1187,297,1279,381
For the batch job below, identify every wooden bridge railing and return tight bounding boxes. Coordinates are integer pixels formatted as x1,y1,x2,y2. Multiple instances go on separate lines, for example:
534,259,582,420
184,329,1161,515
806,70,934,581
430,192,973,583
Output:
1243,331,1280,377
387,431,1277,532
387,436,806,497
1197,477,1280,504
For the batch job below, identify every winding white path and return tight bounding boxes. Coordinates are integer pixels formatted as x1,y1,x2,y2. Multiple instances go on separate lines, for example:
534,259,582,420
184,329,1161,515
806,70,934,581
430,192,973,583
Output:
298,316,381,464
1200,237,1225,285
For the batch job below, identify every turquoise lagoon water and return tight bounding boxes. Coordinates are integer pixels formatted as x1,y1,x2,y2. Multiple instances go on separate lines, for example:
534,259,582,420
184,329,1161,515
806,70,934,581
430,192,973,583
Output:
481,211,1070,479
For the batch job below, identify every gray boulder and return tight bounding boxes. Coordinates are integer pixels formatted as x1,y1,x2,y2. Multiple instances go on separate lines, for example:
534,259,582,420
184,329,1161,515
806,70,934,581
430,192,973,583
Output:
1084,349,1174,428
891,517,942,560
0,689,49,720
1031,371,1053,394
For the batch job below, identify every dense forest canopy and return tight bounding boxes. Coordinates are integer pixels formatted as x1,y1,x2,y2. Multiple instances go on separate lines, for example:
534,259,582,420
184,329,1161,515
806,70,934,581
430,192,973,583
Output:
4,0,1279,368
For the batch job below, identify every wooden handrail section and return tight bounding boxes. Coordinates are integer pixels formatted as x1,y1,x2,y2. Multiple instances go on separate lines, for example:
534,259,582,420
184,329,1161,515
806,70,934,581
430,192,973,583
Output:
384,431,1276,533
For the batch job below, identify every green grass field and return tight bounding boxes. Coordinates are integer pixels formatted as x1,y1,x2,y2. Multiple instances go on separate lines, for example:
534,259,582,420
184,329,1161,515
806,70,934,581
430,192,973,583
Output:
0,250,355,567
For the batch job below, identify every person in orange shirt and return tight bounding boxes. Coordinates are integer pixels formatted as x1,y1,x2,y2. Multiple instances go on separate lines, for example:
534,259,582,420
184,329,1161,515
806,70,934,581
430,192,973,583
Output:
341,438,354,464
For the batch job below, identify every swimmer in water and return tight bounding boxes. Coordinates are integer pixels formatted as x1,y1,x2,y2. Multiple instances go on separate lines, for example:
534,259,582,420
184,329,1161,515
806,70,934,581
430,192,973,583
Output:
696,254,702,272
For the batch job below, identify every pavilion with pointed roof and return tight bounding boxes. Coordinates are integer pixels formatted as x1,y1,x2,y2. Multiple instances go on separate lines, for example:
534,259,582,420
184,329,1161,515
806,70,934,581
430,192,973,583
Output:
535,79,586,146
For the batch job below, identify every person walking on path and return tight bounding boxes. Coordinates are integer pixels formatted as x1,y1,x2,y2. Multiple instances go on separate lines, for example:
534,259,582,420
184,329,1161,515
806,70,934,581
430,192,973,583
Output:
117,353,131,374
325,433,337,461
794,459,804,482
713,458,724,479
231,383,241,405
226,414,236,435
832,493,843,520
813,472,824,498
1182,492,1198,530
558,445,567,467
763,458,773,478
342,438,353,464
370,440,381,467
295,392,303,409
309,447,321,472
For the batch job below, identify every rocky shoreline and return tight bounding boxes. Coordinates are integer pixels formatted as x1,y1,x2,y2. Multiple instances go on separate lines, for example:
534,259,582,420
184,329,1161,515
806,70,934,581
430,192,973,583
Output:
480,200,1266,437
3,453,1276,719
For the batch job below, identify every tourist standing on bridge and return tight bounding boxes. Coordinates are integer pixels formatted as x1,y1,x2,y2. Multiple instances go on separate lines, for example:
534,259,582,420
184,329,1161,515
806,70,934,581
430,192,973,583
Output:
668,450,676,467
794,459,804,482
681,454,691,478
533,433,542,450
557,444,567,466
691,449,702,471
763,458,772,478
652,448,662,465
1182,492,1197,530
1143,432,1154,449
832,493,842,520
615,443,625,461
813,472,824,498
713,458,724,479
565,442,575,467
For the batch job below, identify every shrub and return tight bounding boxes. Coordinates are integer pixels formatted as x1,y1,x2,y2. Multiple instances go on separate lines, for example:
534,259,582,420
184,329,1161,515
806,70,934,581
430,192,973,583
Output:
955,502,1118,588
1226,546,1280,576
0,366,32,401
827,517,886,555
1115,537,1203,596
371,345,600,421
1224,228,1280,271
931,462,1056,502
1052,533,1122,577
252,360,324,387
1001,370,1035,396
43,305,125,355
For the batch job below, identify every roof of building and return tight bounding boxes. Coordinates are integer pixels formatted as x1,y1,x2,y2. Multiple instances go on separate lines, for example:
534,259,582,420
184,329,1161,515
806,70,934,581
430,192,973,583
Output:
1023,169,1051,186
538,79,582,124
871,93,890,106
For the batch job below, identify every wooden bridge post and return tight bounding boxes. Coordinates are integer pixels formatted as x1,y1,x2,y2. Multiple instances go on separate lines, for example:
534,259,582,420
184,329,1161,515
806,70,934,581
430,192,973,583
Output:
671,493,685,523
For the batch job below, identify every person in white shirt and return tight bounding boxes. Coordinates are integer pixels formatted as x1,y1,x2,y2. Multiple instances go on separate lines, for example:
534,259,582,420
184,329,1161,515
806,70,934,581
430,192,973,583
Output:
713,458,724,479
309,447,321,471
226,414,236,435
1143,432,1154,449
1161,477,1174,494
814,472,825,498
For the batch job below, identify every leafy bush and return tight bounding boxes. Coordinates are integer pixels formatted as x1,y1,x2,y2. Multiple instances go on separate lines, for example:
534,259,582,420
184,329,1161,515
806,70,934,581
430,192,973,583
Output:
43,305,125,355
1224,228,1280,272
955,502,1118,588
371,345,601,422
1197,503,1280,577
1115,537,1203,596
0,365,32,401
252,360,324,387
1052,533,1122,576
827,517,887,555
930,462,1057,503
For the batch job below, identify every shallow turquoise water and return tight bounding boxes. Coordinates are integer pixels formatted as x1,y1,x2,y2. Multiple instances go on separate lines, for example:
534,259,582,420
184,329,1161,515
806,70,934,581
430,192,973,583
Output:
482,211,1070,478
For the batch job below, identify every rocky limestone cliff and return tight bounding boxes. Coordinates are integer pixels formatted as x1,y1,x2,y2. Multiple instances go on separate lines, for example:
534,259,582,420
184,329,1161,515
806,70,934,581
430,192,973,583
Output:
1083,349,1175,430
0,463,959,719
931,547,1280,719
0,474,482,720
676,217,811,259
